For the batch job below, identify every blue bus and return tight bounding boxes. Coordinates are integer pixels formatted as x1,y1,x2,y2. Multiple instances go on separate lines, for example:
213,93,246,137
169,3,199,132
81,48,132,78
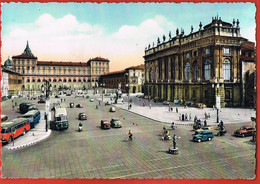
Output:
21,110,41,128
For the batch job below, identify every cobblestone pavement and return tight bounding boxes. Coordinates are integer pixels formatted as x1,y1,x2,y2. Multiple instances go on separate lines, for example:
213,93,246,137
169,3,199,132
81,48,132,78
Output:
1,94,256,179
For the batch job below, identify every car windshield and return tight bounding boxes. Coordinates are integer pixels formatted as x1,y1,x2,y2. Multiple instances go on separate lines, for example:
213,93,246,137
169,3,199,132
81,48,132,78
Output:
1,128,10,134
240,126,247,130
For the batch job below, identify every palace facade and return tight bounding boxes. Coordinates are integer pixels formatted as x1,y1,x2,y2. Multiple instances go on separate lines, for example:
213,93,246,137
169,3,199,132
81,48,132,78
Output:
144,17,254,107
8,42,110,92
100,64,145,93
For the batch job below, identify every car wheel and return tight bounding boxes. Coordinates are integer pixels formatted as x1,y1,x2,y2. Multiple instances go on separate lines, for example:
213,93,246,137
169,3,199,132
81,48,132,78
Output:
8,136,13,144
23,129,26,135
197,139,201,143
208,137,211,141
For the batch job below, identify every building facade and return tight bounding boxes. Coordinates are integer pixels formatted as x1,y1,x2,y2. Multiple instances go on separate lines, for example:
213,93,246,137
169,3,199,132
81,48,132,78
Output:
100,64,145,93
1,66,23,96
144,17,251,107
9,41,109,93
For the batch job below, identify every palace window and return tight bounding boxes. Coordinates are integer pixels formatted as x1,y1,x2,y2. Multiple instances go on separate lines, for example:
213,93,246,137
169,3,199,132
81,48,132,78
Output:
73,68,76,74
223,48,230,54
193,61,198,81
223,59,231,80
186,53,190,58
22,60,25,65
205,48,210,55
185,62,190,81
225,89,231,100
59,67,61,74
193,50,197,57
204,60,211,80
38,79,41,82
64,68,67,74
78,68,81,75
48,67,51,74
27,60,30,65
43,67,45,74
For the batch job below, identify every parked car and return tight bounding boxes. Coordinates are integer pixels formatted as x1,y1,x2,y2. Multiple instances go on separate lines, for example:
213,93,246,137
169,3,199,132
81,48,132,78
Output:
109,107,116,112
193,130,214,142
70,102,74,108
195,126,215,134
110,118,122,128
196,103,207,108
1,115,8,122
90,98,94,102
76,104,83,108
38,99,46,103
163,101,170,105
105,101,111,106
55,95,60,98
234,126,256,137
86,95,89,98
78,113,87,120
101,120,110,129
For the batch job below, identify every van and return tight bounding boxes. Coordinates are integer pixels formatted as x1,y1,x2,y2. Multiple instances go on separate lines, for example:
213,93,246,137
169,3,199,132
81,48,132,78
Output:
193,130,214,142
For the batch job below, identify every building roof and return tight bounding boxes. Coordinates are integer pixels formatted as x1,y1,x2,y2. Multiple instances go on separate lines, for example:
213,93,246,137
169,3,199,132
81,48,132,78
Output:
89,57,110,62
37,61,90,67
12,41,37,59
4,57,12,67
1,66,22,75
126,64,145,70
240,55,254,62
103,70,126,76
241,41,255,51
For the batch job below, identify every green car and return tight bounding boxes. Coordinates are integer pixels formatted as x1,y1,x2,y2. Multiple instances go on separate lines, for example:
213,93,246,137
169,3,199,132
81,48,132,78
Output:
110,118,122,128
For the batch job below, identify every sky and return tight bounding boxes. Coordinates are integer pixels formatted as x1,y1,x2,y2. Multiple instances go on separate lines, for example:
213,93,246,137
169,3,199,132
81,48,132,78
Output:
1,3,256,72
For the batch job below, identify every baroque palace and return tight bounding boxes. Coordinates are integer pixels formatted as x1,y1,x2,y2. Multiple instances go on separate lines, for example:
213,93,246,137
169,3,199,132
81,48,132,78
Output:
144,16,255,107
4,41,110,93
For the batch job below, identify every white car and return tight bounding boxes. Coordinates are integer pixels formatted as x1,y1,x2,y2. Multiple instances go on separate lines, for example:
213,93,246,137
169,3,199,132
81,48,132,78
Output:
90,99,94,102
109,107,116,112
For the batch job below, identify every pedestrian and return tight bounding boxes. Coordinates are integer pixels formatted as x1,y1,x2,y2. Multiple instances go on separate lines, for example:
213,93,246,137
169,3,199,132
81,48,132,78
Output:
205,112,207,119
15,102,17,106
61,98,63,102
171,107,173,111
204,120,207,127
176,107,178,113
194,115,197,123
149,103,151,109
208,113,210,118
185,113,188,121
99,101,101,105
12,104,15,110
189,113,191,120
168,105,171,112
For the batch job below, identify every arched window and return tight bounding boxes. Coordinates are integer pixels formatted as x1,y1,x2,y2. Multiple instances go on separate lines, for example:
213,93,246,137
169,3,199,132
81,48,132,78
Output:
193,61,198,81
38,79,41,82
27,79,30,82
59,79,62,82
63,79,67,82
185,62,190,81
78,79,82,82
83,79,86,82
53,79,57,82
73,79,76,82
32,79,35,82
69,79,72,82
223,59,231,80
204,60,211,80
49,79,52,82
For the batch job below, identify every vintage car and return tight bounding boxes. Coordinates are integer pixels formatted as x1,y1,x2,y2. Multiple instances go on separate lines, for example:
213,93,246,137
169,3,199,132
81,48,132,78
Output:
101,120,110,129
234,126,256,137
78,113,87,120
109,107,116,112
76,104,83,108
55,95,60,98
105,101,111,106
1,115,8,122
37,99,46,103
110,118,122,128
196,103,207,108
162,101,170,105
195,126,215,134
90,98,94,102
193,130,214,142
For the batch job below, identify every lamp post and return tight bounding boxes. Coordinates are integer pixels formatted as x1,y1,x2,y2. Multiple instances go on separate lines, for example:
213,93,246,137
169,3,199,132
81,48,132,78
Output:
125,73,129,109
213,81,220,124
41,81,52,132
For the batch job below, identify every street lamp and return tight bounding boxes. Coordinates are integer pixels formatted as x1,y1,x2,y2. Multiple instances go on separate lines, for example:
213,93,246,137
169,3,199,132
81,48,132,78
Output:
41,81,52,132
125,73,130,109
212,81,220,124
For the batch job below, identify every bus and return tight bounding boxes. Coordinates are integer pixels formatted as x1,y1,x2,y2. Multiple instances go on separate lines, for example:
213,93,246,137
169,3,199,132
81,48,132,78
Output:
19,102,38,114
51,108,69,130
1,118,30,144
21,110,41,128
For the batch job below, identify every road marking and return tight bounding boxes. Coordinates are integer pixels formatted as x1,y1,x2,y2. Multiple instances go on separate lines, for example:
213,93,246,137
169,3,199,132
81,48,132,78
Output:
110,153,253,179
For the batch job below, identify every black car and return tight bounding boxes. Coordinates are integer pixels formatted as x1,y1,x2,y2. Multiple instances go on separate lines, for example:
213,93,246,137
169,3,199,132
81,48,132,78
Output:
38,99,46,103
55,95,60,98
70,102,74,108
76,104,83,108
78,113,87,120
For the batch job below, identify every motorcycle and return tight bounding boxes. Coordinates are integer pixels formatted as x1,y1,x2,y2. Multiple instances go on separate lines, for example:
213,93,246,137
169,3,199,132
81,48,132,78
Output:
78,124,83,132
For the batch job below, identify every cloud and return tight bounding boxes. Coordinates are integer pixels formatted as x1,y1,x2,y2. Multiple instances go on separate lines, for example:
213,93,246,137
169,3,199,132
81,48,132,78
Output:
2,13,176,71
